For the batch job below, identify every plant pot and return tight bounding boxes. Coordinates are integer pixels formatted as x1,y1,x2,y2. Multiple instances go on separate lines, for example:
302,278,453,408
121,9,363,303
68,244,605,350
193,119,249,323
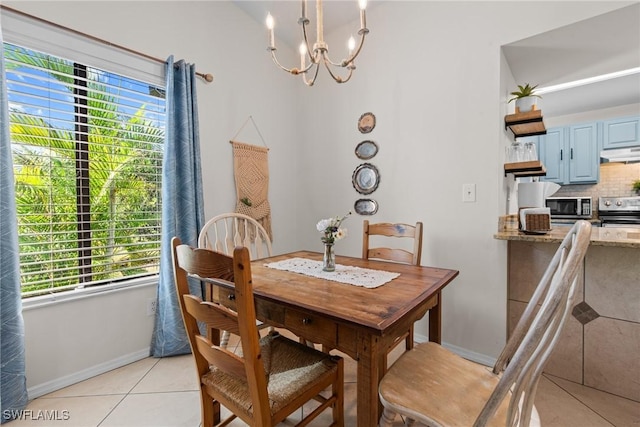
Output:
515,96,539,113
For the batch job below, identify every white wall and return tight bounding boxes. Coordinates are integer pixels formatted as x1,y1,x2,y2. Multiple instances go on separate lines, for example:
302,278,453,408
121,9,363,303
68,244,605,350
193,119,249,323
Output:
4,0,632,396
288,1,629,357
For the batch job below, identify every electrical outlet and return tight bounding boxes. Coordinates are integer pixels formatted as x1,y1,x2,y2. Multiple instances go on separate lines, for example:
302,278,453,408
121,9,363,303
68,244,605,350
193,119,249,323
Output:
463,183,476,202
147,298,157,316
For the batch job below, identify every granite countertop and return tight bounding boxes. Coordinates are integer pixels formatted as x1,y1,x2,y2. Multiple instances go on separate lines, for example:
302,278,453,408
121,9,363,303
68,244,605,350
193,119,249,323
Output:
494,225,640,248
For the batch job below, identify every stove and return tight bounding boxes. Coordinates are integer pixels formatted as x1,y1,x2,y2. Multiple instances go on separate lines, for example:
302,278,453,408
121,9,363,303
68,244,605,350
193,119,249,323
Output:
598,196,640,228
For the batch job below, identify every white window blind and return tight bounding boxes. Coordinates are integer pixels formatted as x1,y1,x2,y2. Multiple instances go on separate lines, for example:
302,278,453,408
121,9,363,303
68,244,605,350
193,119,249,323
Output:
5,42,166,297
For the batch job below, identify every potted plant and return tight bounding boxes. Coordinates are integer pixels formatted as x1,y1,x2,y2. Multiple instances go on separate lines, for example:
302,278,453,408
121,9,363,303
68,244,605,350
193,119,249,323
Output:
508,83,542,113
633,179,640,195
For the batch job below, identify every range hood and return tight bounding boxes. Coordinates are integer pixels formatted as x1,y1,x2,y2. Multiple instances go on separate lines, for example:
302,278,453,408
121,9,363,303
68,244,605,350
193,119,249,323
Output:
600,147,640,163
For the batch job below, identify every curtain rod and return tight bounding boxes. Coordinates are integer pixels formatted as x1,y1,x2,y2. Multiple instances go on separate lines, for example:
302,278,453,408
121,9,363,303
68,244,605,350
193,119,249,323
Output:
0,4,214,83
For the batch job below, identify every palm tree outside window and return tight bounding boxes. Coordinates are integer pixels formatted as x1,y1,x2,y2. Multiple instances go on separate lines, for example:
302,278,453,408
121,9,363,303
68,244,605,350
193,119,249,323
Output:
4,42,166,297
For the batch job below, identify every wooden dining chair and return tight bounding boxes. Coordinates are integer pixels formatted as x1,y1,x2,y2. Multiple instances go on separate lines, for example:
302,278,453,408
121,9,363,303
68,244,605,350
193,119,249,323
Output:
378,220,592,427
198,212,272,260
171,237,345,427
362,220,423,371
198,212,273,348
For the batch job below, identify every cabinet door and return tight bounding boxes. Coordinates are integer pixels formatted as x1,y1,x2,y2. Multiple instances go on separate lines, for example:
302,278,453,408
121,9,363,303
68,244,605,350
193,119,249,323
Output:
569,122,599,183
603,116,640,149
538,127,565,184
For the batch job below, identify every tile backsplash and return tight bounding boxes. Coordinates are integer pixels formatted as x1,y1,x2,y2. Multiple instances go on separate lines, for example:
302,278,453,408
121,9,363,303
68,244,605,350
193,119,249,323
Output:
553,162,640,216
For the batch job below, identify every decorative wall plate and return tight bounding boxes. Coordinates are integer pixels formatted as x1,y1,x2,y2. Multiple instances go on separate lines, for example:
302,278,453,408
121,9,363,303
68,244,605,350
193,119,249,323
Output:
357,112,376,134
355,140,379,160
352,163,380,195
354,199,378,215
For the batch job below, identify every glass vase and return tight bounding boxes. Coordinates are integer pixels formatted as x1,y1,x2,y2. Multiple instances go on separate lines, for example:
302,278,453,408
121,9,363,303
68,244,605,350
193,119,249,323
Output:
323,243,336,272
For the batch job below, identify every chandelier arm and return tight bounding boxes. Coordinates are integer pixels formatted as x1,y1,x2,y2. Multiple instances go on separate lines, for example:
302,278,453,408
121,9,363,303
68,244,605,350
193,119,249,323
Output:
345,29,368,65
269,49,302,75
321,29,367,68
321,55,353,84
300,18,316,64
302,62,321,86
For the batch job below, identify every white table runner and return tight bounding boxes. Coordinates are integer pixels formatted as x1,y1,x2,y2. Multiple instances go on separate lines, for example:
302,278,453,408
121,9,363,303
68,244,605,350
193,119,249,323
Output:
264,257,400,289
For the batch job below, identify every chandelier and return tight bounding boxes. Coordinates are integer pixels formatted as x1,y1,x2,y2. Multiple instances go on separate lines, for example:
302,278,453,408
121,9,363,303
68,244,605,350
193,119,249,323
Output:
266,0,369,86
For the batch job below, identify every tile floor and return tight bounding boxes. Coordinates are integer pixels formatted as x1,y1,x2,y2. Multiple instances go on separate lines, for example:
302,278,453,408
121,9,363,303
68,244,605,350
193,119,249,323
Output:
9,329,639,427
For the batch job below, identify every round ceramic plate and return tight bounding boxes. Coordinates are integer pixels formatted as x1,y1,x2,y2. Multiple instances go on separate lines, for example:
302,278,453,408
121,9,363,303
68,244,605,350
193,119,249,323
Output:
352,163,380,195
357,112,376,134
354,198,378,215
355,140,379,160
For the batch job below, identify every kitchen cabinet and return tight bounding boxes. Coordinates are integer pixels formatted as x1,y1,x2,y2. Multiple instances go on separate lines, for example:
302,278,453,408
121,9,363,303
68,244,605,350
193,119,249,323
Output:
536,123,599,185
602,115,640,149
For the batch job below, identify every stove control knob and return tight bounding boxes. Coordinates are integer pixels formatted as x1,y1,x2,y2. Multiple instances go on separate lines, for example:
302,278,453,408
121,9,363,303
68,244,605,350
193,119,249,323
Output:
604,201,611,206
616,201,623,206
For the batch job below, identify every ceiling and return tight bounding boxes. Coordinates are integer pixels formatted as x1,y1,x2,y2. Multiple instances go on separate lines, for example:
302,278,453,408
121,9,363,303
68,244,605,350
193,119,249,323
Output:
232,1,640,118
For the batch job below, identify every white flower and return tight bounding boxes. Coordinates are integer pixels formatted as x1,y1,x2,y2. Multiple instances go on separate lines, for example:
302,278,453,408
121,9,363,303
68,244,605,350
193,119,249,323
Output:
316,219,331,232
317,212,351,244
335,228,347,240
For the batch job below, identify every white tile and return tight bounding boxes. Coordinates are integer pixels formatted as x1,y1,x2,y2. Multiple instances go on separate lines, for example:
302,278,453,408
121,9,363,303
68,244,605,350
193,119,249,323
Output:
45,358,158,398
546,374,640,427
131,354,199,393
99,391,201,427
7,395,123,427
535,375,615,427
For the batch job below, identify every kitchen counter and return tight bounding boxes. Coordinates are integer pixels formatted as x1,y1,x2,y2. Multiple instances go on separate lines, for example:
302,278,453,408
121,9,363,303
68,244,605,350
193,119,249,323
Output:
494,225,640,248
499,223,640,402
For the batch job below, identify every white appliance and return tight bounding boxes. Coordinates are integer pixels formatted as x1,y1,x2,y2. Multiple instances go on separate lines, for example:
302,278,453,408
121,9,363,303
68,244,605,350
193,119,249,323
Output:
518,182,561,209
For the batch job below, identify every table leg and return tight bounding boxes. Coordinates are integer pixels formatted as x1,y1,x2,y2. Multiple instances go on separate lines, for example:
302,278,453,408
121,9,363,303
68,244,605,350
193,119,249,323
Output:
356,335,383,427
428,291,442,344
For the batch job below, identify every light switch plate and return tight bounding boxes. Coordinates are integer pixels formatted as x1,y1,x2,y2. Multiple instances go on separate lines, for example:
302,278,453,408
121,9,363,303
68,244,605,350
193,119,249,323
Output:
463,183,476,202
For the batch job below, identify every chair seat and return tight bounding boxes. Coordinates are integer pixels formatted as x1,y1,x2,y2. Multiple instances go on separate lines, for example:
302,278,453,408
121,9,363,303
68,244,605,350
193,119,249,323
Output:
202,332,339,420
379,342,518,427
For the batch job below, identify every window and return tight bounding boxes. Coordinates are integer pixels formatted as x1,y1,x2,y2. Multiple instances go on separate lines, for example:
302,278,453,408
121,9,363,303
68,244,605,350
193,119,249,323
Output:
5,43,166,297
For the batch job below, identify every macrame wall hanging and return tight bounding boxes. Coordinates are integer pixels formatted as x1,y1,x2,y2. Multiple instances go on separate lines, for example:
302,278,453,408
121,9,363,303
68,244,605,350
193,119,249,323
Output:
230,116,273,240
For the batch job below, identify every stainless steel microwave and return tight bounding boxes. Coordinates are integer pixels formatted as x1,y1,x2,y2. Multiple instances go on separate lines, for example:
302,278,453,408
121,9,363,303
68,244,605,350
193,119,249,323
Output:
545,197,592,219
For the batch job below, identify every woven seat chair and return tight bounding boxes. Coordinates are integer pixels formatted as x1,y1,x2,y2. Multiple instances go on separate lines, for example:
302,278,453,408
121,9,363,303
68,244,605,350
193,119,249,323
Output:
362,220,423,372
171,237,344,427
378,220,592,427
198,213,273,349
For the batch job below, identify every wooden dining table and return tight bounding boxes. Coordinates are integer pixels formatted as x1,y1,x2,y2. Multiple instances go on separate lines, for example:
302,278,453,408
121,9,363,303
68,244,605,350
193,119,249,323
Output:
205,250,459,427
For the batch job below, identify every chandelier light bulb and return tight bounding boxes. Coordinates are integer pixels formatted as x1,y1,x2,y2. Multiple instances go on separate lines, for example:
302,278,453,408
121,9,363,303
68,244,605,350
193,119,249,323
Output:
359,0,367,10
348,36,356,53
266,13,274,30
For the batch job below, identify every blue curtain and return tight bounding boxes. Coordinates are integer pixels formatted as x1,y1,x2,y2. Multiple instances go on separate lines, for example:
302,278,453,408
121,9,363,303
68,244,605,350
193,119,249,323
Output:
150,56,205,357
0,26,29,423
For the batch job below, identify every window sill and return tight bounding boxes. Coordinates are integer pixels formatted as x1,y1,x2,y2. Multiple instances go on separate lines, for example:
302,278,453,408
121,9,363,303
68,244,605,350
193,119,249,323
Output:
21,276,159,311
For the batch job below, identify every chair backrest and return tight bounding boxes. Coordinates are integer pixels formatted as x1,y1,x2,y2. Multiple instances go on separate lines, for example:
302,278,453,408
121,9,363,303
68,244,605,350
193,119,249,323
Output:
477,220,592,427
198,213,272,260
362,220,423,265
171,237,271,418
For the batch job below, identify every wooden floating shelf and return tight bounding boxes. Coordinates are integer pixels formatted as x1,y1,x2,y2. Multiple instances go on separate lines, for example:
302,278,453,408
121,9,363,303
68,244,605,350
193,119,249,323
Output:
505,109,547,138
504,160,547,177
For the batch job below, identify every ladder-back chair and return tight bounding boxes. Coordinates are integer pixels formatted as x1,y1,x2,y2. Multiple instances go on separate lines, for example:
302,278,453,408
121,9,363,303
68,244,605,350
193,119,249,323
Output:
362,220,423,371
378,220,592,427
171,237,344,427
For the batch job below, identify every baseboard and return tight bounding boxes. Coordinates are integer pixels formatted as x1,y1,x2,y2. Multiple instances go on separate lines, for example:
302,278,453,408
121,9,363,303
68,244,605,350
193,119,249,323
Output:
27,348,151,399
414,333,497,367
